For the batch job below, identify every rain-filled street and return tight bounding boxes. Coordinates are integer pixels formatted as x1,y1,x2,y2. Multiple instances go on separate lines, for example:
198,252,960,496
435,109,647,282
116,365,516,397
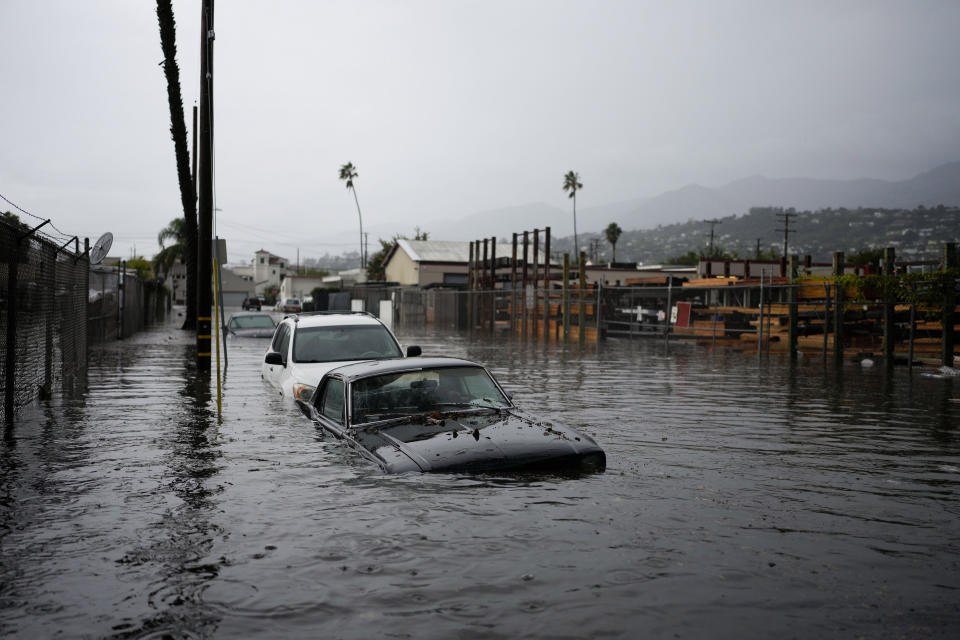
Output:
2,309,959,638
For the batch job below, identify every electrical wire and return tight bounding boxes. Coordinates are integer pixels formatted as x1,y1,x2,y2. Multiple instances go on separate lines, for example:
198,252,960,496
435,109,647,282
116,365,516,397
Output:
0,190,77,244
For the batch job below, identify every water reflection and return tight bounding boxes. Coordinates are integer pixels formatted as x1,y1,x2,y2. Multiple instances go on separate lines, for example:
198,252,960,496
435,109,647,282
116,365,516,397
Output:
112,368,224,638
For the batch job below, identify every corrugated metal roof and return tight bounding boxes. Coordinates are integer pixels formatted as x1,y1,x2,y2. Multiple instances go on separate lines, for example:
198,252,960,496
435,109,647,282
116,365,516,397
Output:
397,238,547,264
397,239,472,263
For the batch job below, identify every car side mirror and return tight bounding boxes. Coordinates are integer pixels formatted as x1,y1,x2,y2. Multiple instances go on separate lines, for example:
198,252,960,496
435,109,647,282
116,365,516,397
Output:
295,398,314,419
264,351,284,366
406,345,422,357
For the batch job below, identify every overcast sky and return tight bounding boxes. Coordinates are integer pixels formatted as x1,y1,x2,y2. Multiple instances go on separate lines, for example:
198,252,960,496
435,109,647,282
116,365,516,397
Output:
2,0,959,262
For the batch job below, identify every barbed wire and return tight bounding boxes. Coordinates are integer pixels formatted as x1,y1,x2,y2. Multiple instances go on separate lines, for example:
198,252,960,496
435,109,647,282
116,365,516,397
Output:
0,190,77,244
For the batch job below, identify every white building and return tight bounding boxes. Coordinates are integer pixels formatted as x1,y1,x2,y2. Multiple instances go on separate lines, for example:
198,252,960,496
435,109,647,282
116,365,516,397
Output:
248,249,296,296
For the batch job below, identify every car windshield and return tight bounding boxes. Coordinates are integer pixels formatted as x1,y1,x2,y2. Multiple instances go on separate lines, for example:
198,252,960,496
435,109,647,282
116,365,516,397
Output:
230,315,275,329
292,324,402,363
351,366,510,424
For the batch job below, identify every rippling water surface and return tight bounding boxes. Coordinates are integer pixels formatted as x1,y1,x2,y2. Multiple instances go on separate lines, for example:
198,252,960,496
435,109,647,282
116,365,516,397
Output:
2,310,959,638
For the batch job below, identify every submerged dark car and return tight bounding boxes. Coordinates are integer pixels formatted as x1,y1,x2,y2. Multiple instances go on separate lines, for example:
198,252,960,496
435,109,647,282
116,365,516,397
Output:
224,312,276,338
295,357,606,474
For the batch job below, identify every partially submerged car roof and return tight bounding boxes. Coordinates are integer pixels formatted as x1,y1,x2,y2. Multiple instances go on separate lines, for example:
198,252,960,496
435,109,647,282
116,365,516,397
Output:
325,356,483,383
282,310,386,327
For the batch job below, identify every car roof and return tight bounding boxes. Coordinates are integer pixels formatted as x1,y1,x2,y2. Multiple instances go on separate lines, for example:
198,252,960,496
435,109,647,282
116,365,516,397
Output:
284,311,386,328
326,357,484,382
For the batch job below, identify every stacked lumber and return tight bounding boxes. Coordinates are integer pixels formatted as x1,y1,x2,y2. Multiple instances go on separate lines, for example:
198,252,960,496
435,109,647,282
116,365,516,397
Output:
682,277,738,287
623,276,671,286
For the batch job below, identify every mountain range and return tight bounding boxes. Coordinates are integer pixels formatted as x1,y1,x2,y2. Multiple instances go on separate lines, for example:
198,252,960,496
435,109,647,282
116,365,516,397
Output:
416,161,960,241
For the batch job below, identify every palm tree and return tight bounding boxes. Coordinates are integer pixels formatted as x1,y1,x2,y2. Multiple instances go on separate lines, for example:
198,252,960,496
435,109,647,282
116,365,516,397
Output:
339,162,365,268
562,171,583,261
604,222,623,264
156,0,197,328
154,217,185,278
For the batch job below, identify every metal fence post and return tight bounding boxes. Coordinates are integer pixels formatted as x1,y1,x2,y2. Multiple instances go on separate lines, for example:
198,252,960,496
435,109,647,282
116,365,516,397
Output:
788,255,798,359
4,239,18,424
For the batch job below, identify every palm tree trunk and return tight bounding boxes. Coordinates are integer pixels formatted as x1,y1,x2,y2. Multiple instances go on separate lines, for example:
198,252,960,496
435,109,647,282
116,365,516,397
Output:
572,194,579,265
156,0,198,329
352,187,364,268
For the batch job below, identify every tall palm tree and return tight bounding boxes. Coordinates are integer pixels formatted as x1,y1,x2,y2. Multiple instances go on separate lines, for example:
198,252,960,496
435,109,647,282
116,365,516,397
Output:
156,0,197,328
604,222,623,264
339,162,365,267
562,171,583,261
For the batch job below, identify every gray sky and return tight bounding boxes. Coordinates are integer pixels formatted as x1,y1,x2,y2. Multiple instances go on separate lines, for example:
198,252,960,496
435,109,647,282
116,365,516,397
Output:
2,0,958,262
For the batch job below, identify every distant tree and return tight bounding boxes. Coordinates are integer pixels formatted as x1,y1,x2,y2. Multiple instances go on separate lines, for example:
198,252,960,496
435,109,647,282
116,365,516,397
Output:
301,267,330,278
1,210,29,233
846,248,884,270
604,222,623,263
754,247,780,261
364,229,429,280
365,238,395,281
562,171,583,259
155,0,198,329
665,250,701,266
339,161,365,268
127,256,154,282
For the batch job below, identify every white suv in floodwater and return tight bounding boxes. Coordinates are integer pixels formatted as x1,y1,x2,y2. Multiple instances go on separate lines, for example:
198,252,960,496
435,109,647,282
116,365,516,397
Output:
261,311,420,402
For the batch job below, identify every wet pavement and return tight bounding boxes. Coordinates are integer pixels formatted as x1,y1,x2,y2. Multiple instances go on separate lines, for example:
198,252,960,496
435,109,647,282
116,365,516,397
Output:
1,308,959,638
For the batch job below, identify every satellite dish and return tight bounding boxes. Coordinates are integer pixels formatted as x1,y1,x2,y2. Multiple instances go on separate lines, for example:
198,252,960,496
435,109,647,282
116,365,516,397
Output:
90,232,113,265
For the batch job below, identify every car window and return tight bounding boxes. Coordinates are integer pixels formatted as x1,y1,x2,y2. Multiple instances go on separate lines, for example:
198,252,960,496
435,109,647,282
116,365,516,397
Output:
292,324,402,363
278,325,292,360
319,379,345,424
271,323,291,357
352,366,509,424
233,315,274,329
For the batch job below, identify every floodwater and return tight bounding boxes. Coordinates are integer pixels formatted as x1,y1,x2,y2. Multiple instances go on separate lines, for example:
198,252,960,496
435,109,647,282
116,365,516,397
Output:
1,309,959,639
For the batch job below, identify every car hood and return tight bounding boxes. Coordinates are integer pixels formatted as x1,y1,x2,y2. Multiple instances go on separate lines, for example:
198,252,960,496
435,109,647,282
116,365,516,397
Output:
351,410,605,474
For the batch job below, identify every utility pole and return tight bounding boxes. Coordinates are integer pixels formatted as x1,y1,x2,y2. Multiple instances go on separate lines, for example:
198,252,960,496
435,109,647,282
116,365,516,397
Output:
776,210,795,258
704,219,722,257
589,238,601,264
196,0,214,371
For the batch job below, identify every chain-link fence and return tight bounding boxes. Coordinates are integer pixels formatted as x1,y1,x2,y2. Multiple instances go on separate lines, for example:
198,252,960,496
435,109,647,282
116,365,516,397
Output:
2,219,169,422
2,219,88,422
87,265,164,344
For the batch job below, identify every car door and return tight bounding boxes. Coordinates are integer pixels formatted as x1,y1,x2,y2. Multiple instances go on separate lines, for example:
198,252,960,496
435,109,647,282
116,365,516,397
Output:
315,378,346,438
262,322,291,391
